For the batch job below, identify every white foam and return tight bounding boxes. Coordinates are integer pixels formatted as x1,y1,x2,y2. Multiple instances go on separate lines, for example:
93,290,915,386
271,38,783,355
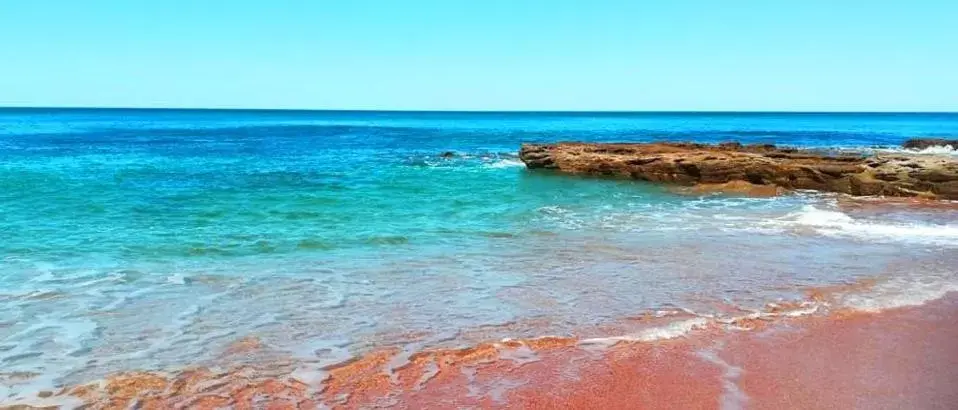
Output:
713,302,822,330
839,276,958,312
484,159,525,169
578,317,709,348
874,145,958,156
634,317,710,341
765,205,958,246
697,346,748,410
780,303,821,317
914,145,958,155
289,366,330,386
166,273,188,285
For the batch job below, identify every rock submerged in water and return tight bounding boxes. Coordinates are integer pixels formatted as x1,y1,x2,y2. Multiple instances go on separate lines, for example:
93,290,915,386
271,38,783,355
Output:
902,138,958,150
518,142,958,200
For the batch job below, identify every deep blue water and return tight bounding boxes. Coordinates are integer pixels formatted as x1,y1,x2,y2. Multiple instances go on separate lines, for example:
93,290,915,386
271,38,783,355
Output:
1,109,957,403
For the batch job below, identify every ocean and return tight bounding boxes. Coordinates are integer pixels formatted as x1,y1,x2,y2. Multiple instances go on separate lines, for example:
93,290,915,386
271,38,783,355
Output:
1,109,957,406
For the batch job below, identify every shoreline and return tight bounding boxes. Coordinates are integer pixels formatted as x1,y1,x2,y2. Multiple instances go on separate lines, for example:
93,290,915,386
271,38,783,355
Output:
5,190,955,409
15,281,958,409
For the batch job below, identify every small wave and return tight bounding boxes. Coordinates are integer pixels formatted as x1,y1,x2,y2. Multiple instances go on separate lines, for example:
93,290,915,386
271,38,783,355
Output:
873,145,958,156
578,317,710,348
838,276,958,312
483,159,525,169
404,152,524,170
763,205,958,246
795,144,958,157
576,302,826,350
913,145,958,155
166,273,189,285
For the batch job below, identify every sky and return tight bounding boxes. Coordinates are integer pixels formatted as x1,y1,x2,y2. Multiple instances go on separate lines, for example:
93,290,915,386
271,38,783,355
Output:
1,1,956,111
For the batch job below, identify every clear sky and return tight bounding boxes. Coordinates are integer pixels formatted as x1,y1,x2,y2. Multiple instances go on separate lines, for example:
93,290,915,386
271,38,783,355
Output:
1,1,956,111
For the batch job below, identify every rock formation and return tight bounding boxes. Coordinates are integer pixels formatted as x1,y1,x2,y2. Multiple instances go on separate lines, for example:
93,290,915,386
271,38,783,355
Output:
519,142,958,199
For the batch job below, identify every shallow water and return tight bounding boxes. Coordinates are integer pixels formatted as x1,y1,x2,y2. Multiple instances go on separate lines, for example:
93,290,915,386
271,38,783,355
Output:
1,109,957,402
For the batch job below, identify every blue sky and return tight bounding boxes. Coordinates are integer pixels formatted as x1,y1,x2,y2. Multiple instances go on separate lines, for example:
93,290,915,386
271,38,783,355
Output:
1,1,956,111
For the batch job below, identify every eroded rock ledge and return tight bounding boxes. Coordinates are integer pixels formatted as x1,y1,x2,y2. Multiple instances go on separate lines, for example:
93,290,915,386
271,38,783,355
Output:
519,142,958,199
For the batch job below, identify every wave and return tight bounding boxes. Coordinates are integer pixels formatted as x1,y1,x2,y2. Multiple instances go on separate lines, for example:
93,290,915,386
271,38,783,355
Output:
483,159,525,169
837,276,958,312
578,273,958,349
15,270,958,409
872,145,958,156
761,205,958,246
578,317,710,347
911,145,958,155
405,152,525,170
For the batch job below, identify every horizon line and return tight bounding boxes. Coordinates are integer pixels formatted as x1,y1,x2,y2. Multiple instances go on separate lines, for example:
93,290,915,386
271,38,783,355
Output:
1,105,957,115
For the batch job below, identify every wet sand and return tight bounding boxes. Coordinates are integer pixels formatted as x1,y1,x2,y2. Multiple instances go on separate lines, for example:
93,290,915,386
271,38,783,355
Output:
29,292,958,409
724,295,958,409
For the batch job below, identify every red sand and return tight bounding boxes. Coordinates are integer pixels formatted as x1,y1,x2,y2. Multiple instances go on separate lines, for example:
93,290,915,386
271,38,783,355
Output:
36,293,958,409
724,296,958,410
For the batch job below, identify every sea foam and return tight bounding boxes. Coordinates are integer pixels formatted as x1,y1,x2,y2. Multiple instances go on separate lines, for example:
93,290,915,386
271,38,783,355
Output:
578,317,710,348
764,205,958,246
484,158,526,169
839,276,958,312
873,145,958,156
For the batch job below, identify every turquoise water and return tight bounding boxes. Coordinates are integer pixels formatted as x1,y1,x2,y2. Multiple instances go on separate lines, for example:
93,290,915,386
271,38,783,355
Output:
2,109,958,401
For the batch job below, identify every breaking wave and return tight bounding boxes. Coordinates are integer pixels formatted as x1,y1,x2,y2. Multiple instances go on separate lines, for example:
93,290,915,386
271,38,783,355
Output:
762,205,958,246
874,145,958,156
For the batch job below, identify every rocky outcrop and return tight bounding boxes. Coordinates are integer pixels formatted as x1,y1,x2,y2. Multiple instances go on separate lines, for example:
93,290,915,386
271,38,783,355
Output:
903,138,958,150
519,142,958,199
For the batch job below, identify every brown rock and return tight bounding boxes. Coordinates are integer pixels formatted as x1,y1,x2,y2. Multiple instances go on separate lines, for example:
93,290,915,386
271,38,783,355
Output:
518,142,958,200
672,180,786,197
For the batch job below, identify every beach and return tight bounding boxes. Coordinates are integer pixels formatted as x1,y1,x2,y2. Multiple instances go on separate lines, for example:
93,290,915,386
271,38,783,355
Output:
1,109,957,408
30,286,958,409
